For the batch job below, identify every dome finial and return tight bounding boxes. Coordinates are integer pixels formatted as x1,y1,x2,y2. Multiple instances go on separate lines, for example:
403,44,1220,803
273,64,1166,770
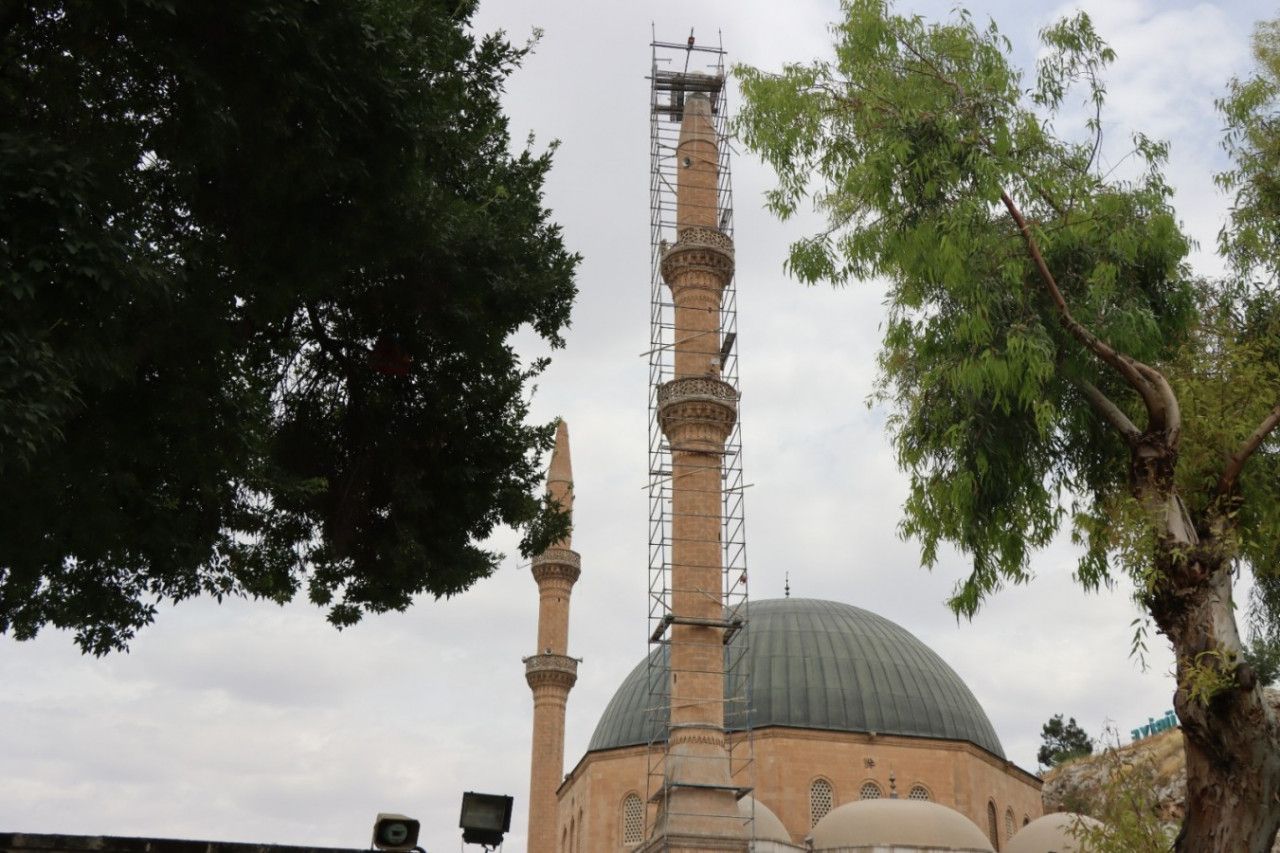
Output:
784,572,790,598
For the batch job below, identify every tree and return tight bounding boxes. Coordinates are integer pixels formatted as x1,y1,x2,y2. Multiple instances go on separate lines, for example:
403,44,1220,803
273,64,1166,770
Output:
1038,714,1092,768
0,0,577,655
738,3,1280,850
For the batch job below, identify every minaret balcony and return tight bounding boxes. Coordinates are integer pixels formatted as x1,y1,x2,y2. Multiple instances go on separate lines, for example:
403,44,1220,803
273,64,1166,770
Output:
531,547,581,586
657,377,738,451
523,652,579,691
660,227,735,289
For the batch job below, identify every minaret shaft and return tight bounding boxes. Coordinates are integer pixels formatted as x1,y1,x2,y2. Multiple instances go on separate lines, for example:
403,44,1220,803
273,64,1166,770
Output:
525,421,579,853
647,90,745,851
673,102,723,382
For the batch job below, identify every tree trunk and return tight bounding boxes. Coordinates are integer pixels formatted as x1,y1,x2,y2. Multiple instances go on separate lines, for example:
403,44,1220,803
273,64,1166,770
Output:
1152,550,1280,852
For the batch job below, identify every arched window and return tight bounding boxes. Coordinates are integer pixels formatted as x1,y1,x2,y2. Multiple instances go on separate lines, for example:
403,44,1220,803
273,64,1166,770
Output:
1024,815,1031,827
907,784,930,801
1005,807,1015,840
810,778,834,827
576,808,583,853
568,817,576,853
622,793,644,845
987,801,1000,851
561,826,568,853
859,780,882,800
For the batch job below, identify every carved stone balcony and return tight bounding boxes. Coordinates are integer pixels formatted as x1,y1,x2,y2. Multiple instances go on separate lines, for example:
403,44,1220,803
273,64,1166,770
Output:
657,377,738,451
660,227,735,290
531,547,581,587
523,652,579,691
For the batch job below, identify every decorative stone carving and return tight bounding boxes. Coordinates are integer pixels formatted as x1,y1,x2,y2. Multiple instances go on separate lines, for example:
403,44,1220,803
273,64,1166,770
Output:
669,728,728,748
657,377,738,451
657,377,737,406
532,548,582,586
524,653,579,691
660,228,735,287
678,226,734,251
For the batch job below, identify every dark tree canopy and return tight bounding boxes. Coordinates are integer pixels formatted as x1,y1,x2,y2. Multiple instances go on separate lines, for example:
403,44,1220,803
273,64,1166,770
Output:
0,0,578,654
1038,713,1092,769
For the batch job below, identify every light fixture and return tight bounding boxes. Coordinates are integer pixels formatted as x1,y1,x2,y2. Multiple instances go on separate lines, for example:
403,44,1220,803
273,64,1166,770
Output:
371,813,420,851
459,791,514,848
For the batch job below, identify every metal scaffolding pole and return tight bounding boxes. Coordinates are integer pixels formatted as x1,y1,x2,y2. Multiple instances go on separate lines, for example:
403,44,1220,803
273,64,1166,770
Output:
644,30,755,847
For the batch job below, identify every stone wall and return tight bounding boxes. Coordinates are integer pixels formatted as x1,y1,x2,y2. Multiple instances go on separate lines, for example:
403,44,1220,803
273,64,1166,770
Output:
558,727,1041,851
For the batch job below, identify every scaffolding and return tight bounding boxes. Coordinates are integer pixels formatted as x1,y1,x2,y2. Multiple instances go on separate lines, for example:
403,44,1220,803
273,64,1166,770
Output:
644,31,754,845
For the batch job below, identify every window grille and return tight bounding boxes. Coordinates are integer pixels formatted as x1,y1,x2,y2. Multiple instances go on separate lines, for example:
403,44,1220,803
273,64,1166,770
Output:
908,784,930,801
622,794,644,845
859,781,882,800
809,778,834,827
987,801,1000,851
1005,808,1015,840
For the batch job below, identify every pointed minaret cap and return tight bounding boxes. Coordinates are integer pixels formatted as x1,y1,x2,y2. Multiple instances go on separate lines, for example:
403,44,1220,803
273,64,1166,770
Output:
549,419,572,485
547,419,573,534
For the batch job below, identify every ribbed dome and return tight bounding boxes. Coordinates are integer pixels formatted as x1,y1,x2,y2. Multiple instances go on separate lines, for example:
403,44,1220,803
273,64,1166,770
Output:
810,799,993,851
587,598,1004,757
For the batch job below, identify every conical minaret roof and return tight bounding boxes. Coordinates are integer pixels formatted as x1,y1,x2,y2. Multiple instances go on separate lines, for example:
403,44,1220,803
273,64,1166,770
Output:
547,419,573,545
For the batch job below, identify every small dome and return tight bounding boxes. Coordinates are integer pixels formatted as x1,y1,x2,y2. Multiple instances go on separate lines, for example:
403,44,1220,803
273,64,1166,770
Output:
1006,813,1103,853
810,799,993,851
740,796,790,844
588,598,1004,757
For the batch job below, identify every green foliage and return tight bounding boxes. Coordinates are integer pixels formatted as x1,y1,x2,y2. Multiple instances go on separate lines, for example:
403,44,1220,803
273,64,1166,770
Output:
0,1,578,653
1068,726,1177,852
1241,631,1280,687
1179,648,1238,706
1218,20,1280,280
736,1,1280,618
1039,713,1093,768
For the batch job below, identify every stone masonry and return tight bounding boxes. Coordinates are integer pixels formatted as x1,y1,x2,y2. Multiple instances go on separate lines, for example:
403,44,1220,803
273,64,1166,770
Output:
525,422,580,853
643,91,747,853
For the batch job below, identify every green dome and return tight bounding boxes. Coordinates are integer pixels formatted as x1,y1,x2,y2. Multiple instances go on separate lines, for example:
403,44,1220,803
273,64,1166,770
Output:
586,598,1004,758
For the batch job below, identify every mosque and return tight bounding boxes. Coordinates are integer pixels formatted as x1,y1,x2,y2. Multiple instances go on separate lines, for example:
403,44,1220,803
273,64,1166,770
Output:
517,38,1083,853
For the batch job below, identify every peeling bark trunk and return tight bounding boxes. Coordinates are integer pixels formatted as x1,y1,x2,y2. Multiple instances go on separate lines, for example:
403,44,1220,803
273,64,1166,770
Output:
1148,521,1280,852
1124,429,1280,852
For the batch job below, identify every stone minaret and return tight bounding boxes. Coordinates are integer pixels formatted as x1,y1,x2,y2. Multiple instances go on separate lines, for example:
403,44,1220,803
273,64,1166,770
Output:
524,421,580,853
647,90,745,851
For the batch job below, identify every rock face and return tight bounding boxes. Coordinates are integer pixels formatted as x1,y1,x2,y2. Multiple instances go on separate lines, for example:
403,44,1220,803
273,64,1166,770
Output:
1041,727,1185,824
1041,696,1280,851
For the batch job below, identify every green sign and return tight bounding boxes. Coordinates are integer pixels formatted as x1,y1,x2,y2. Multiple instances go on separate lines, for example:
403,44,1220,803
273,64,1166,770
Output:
1131,710,1177,741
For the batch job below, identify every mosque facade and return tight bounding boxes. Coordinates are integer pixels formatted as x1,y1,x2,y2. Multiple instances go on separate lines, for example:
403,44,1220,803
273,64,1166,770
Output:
522,38,1044,853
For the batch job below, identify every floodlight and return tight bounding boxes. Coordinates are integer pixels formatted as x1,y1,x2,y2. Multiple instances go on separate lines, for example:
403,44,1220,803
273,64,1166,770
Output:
459,791,513,848
371,812,420,851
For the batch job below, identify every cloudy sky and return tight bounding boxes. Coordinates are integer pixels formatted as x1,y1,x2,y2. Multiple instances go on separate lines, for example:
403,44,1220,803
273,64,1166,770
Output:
1,1,1272,851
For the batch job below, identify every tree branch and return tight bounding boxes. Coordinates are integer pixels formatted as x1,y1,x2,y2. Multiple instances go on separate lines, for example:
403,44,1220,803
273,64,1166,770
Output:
1078,379,1141,442
999,189,1168,431
1134,362,1181,447
1218,402,1280,497
304,303,359,378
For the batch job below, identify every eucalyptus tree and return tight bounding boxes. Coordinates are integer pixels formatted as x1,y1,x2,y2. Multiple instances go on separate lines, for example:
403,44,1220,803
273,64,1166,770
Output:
738,4,1280,849
0,0,577,654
